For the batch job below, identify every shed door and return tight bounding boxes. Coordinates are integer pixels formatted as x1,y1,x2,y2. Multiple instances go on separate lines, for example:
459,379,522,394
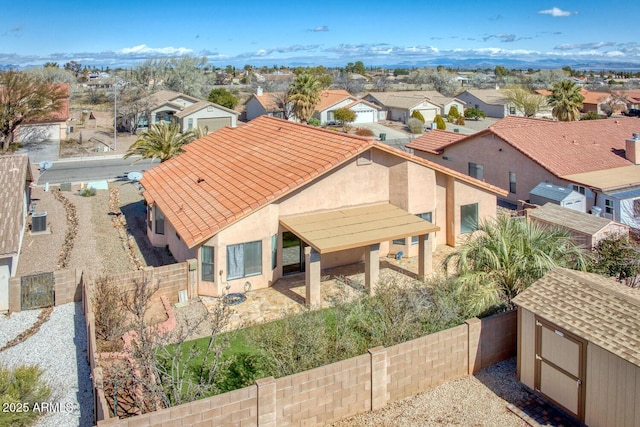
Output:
535,317,586,422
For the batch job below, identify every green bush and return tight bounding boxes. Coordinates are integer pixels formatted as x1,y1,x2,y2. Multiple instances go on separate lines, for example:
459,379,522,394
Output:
464,107,486,120
447,106,460,122
79,187,96,197
307,117,321,126
410,110,425,123
581,111,601,120
0,365,51,427
407,118,424,134
434,114,446,130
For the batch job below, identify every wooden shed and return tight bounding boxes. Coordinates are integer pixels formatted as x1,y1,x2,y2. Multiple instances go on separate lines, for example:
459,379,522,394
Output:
512,268,640,426
527,203,629,249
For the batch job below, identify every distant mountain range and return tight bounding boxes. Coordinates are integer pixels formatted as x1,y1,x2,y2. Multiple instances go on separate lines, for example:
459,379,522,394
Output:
2,57,640,72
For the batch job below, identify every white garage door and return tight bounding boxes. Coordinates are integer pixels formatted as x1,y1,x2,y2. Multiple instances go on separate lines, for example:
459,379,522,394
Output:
352,109,376,124
19,124,60,142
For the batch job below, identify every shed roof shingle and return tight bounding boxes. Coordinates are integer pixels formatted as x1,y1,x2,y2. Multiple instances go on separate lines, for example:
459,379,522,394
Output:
513,268,640,367
0,155,31,256
528,203,625,236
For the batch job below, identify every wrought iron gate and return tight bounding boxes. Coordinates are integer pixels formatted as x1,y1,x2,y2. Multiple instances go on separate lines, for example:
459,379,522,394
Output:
21,272,55,310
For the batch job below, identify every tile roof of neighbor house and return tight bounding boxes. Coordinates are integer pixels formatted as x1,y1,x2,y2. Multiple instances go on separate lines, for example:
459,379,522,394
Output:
535,89,609,105
0,154,32,256
406,129,467,154
140,115,506,248
315,89,355,111
513,267,640,367
251,92,283,111
414,116,640,177
528,203,625,236
174,100,238,118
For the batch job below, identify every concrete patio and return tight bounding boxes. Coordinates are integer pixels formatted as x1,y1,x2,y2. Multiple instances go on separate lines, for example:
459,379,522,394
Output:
201,245,456,331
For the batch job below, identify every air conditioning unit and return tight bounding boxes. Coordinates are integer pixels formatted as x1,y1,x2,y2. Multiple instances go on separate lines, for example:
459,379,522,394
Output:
32,212,47,232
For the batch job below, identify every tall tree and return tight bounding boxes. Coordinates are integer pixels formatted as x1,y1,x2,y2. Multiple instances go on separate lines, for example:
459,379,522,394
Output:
503,86,548,117
443,215,587,316
548,80,584,121
0,71,67,152
288,74,322,124
124,123,200,162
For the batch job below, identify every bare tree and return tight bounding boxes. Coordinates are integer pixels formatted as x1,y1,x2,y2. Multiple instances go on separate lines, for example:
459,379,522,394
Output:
503,86,548,117
118,85,152,135
332,71,365,95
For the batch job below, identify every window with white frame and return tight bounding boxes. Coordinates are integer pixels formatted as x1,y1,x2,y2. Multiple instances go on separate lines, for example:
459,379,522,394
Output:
201,246,214,282
605,198,614,215
468,162,484,180
187,118,193,129
572,184,586,195
227,241,262,280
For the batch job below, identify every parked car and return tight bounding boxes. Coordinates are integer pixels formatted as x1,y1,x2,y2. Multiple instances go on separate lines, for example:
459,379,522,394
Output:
624,108,640,117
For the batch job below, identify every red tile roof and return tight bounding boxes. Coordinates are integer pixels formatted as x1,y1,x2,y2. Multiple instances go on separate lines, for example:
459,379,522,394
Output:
482,116,639,176
315,89,354,111
141,116,506,248
406,129,467,154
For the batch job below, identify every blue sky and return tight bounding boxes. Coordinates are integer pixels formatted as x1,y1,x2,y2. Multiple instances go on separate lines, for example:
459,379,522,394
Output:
2,1,640,69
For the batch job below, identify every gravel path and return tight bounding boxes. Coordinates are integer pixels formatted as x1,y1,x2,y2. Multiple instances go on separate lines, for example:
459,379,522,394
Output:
330,358,528,427
0,303,94,427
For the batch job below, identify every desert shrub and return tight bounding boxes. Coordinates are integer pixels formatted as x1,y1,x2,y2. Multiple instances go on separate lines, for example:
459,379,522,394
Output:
589,235,640,287
355,127,374,137
92,275,126,344
448,105,460,119
407,118,424,134
464,107,486,120
456,116,465,126
334,108,357,127
581,111,601,120
0,365,51,427
80,187,96,197
410,110,425,123
307,117,320,126
434,114,446,130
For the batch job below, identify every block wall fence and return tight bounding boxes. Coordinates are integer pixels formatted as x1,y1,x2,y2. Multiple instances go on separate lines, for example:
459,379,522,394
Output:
90,305,517,427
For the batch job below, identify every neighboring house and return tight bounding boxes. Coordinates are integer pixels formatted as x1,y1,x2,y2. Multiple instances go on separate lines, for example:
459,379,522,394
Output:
140,90,237,133
407,117,640,218
363,91,464,123
527,203,628,249
246,88,380,125
245,87,290,121
536,89,611,116
140,116,506,305
313,89,380,125
513,268,640,426
15,83,70,143
455,88,512,118
0,155,32,309
529,182,586,212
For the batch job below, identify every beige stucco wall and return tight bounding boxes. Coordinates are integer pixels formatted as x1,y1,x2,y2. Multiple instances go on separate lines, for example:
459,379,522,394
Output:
414,134,569,205
181,106,237,130
166,147,499,296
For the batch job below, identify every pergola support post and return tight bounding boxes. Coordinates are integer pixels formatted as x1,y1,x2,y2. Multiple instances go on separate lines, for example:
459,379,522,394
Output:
418,234,433,280
365,243,380,295
305,246,321,308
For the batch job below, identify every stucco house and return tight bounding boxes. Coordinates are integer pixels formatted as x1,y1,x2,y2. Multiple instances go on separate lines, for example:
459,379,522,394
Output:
455,88,513,118
245,88,379,125
313,89,380,125
15,83,70,143
141,90,238,133
0,154,32,311
407,117,640,218
140,116,506,305
363,91,464,123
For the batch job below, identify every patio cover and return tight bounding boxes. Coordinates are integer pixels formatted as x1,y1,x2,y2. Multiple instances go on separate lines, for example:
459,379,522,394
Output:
279,203,440,254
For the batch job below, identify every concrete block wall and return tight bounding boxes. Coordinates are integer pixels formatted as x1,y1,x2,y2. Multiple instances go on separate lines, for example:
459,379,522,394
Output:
275,354,371,426
106,262,190,304
8,269,81,312
89,310,517,426
386,324,468,402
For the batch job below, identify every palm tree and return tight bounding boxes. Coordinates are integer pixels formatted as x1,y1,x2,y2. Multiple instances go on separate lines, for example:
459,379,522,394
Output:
548,80,584,121
443,215,587,316
288,74,322,124
124,122,201,162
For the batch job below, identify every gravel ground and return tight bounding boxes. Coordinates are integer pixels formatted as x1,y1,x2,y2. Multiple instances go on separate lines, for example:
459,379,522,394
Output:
0,303,94,427
0,309,41,348
330,358,528,427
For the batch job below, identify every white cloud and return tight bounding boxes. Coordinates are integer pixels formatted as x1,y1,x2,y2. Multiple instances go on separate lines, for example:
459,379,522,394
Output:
118,44,193,55
538,7,575,17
